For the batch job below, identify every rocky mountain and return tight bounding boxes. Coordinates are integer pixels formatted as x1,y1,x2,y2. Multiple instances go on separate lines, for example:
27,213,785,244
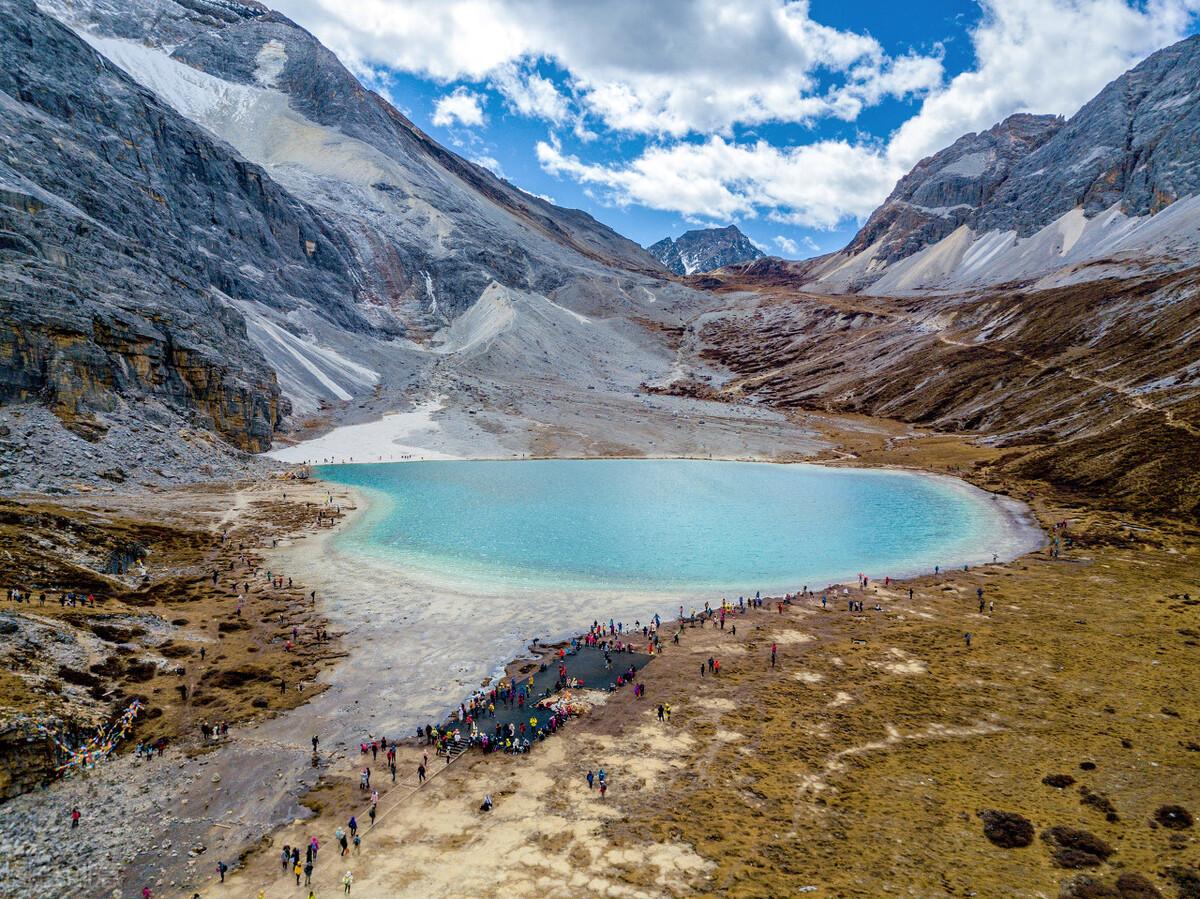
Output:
659,37,1200,520
647,225,764,275
802,34,1200,294
0,0,698,486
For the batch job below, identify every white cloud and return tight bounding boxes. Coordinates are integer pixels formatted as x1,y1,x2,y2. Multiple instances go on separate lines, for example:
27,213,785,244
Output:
537,0,1200,226
537,136,897,228
774,235,800,256
490,64,570,123
431,87,485,128
275,0,1200,229
471,155,505,177
272,0,943,136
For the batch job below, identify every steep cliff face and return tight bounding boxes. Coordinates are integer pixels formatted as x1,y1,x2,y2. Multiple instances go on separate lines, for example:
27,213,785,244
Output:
0,0,378,448
844,114,1062,264
44,0,664,331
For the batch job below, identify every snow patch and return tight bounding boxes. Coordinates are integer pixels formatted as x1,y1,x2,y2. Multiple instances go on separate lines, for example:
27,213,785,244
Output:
268,399,457,464
253,39,287,87
937,151,992,178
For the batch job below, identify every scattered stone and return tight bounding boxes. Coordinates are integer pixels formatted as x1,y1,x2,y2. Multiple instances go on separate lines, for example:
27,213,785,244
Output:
978,809,1035,848
1080,761,1098,771
1154,805,1193,830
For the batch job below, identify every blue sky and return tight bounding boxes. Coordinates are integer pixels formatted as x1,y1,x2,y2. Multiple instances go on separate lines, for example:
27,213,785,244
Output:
275,0,1198,258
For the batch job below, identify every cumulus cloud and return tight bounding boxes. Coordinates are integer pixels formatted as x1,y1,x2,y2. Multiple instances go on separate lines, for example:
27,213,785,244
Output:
272,0,943,136
470,155,505,177
276,0,1199,228
490,64,570,124
537,136,898,228
431,87,485,128
538,0,1200,226
774,236,800,256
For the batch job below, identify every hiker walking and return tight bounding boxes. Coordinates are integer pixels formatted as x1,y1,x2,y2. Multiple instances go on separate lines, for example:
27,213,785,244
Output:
770,643,777,668
342,871,354,894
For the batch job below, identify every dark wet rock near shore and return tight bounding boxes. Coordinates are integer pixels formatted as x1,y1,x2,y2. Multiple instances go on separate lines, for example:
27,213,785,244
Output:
1155,805,1194,830
1042,826,1115,868
978,809,1035,848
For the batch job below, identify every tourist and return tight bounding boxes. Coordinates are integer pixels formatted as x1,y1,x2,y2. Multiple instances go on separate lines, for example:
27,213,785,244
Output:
964,632,973,648
216,860,228,883
343,871,354,894
587,769,595,789
770,643,777,668
70,807,80,829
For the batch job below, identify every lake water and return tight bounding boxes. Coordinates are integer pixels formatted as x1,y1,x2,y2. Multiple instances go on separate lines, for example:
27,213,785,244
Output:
316,459,1032,595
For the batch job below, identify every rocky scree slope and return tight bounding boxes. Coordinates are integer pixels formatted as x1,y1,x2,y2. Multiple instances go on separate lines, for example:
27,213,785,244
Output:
785,35,1200,293
1,0,689,489
648,225,764,275
45,0,676,349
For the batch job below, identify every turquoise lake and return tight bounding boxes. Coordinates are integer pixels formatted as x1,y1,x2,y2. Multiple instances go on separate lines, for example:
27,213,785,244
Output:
315,459,1034,595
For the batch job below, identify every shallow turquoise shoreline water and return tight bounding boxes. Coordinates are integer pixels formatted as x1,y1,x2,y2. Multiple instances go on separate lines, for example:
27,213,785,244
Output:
315,459,1036,595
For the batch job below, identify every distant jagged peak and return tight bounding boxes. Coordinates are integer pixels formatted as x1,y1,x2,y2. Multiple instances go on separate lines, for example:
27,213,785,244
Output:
647,224,764,275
